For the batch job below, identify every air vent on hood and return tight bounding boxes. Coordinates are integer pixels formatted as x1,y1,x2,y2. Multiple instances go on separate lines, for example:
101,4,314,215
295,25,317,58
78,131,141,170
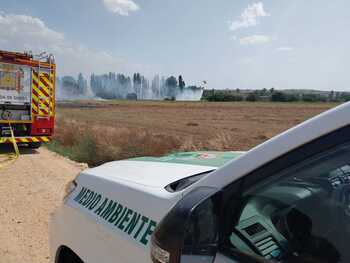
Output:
165,170,214,192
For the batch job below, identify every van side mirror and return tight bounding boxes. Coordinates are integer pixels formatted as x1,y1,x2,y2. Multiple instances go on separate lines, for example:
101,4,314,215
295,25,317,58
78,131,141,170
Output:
151,187,220,263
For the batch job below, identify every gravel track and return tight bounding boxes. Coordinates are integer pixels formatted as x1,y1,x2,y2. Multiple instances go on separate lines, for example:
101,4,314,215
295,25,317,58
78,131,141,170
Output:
0,146,86,263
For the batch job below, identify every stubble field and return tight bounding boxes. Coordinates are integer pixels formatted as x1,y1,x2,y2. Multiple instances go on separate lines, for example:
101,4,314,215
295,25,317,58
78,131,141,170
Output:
52,101,338,166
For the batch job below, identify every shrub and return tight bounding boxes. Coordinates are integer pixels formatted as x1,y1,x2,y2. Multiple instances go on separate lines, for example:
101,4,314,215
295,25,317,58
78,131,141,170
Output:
71,134,97,164
126,93,137,100
302,93,327,102
204,91,244,102
271,92,299,102
246,93,258,102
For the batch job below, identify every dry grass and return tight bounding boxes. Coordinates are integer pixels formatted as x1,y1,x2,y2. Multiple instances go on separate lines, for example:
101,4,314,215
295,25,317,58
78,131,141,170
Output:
49,118,183,166
50,101,339,166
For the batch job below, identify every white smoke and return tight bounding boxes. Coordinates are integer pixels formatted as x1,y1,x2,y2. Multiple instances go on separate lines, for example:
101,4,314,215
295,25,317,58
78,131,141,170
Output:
175,88,204,101
56,73,203,101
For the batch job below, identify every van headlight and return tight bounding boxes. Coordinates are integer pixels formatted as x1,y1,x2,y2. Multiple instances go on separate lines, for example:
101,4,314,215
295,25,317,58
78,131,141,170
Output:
151,240,170,263
63,180,77,201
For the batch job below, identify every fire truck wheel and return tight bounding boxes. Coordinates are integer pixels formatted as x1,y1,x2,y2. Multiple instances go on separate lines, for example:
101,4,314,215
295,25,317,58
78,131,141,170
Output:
28,142,42,149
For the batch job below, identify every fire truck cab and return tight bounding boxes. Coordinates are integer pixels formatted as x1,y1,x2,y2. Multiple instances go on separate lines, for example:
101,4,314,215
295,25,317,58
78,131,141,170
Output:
0,50,56,148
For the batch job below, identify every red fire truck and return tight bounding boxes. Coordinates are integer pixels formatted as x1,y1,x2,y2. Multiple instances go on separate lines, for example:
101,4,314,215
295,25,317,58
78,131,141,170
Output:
0,50,56,148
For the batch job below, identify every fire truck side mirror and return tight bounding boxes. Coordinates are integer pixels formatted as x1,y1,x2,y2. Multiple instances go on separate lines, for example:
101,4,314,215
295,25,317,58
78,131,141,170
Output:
151,187,220,263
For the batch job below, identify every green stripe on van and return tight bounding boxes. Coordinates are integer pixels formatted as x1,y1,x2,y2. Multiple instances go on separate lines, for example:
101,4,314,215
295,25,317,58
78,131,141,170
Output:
130,151,244,168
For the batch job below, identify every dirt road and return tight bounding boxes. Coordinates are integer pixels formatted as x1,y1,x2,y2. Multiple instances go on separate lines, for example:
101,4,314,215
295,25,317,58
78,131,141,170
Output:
0,146,86,263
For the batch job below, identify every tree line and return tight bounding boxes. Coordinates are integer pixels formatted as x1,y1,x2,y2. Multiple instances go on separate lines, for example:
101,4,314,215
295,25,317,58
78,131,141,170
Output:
203,88,350,103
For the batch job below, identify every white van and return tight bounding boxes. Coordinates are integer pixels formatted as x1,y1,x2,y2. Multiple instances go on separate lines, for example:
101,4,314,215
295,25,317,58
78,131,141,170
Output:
51,102,350,263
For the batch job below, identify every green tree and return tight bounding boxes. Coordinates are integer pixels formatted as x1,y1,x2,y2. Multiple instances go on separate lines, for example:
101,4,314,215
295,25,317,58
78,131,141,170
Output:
165,76,178,99
246,93,258,102
178,75,185,90
271,92,287,102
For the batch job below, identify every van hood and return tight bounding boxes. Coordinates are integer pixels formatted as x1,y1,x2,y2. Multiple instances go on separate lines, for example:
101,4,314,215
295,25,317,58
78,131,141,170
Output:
67,151,245,242
83,151,243,188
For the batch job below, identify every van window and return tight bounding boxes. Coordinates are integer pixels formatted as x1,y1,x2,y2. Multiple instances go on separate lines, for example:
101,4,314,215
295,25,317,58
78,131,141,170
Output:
224,142,350,263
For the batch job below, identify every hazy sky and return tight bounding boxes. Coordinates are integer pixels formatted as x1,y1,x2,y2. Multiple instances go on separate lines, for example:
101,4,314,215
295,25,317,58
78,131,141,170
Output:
0,0,349,91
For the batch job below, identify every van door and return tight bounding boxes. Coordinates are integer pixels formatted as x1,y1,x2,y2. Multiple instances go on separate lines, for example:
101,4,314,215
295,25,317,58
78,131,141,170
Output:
215,125,350,263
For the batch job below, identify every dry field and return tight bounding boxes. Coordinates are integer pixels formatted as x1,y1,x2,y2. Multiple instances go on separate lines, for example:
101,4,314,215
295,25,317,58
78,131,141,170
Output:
54,101,338,166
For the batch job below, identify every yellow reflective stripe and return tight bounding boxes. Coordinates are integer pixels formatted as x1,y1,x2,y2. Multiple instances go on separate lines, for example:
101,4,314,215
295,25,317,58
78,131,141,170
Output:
32,92,49,114
33,73,52,96
49,101,54,115
32,102,38,113
32,92,39,104
31,137,40,142
44,73,55,116
32,75,51,115
41,75,53,89
32,86,50,107
32,74,51,101
0,137,50,143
